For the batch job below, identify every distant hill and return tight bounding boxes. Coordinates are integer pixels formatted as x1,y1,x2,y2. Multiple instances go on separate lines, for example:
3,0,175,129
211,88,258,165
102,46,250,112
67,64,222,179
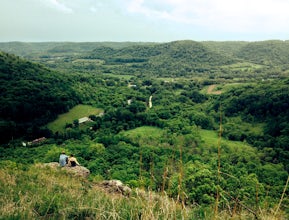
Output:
202,41,249,56
0,51,79,143
0,41,155,56
2,40,289,66
235,40,289,66
0,42,61,57
88,40,238,77
1,40,289,77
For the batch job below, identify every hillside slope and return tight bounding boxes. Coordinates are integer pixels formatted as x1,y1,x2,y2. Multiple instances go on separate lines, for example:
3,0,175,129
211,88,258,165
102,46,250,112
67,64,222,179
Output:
1,162,283,220
0,42,155,56
88,40,238,77
0,51,79,143
235,40,289,66
0,162,192,220
1,40,289,79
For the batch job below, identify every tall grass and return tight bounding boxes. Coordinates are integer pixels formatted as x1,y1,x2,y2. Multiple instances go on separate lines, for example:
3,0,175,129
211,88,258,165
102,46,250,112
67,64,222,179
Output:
0,163,189,220
0,162,287,219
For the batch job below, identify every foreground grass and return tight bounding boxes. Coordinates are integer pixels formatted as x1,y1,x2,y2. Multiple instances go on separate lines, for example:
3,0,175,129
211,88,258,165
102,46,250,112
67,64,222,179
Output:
47,104,103,133
0,162,190,220
0,161,286,220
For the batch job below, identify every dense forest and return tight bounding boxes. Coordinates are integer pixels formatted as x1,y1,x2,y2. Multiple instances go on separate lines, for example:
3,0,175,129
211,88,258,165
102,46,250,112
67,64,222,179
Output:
0,51,80,142
0,40,289,219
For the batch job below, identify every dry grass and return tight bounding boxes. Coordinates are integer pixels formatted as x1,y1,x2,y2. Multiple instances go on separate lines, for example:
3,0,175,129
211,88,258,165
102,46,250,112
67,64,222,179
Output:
0,164,188,220
0,163,287,220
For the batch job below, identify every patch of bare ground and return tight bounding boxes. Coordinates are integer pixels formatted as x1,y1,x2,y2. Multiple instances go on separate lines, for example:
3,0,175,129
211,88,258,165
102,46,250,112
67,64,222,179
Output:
207,84,222,95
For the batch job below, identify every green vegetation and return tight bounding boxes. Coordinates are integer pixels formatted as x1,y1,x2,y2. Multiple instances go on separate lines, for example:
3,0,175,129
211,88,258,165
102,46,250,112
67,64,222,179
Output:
120,126,165,144
0,40,289,219
47,104,103,133
2,161,286,220
235,40,289,66
0,162,191,220
0,51,80,143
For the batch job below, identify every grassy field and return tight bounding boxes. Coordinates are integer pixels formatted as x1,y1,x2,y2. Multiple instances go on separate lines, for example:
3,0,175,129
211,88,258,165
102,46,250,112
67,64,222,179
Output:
47,104,103,133
122,126,255,154
121,126,166,145
102,73,135,80
199,129,250,148
201,82,253,95
198,128,259,164
222,62,264,71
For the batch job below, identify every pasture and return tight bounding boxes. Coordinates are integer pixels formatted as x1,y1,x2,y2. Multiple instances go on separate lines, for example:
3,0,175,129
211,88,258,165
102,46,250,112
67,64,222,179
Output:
47,104,103,133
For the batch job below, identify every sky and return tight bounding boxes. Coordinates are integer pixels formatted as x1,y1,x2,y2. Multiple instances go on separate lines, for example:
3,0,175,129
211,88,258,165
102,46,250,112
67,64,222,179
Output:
1,0,289,42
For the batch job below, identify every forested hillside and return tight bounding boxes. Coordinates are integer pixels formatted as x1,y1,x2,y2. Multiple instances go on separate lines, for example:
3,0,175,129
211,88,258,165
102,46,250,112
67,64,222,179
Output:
85,40,238,77
202,41,248,56
219,80,289,170
0,41,154,57
235,40,289,66
0,40,289,219
0,51,80,143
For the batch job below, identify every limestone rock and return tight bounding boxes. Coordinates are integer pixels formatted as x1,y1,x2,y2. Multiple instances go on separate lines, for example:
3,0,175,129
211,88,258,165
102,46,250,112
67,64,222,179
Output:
100,180,132,196
43,162,90,178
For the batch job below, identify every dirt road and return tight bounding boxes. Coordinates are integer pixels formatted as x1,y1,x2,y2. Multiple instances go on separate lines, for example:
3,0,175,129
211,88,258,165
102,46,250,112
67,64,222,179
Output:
207,85,222,95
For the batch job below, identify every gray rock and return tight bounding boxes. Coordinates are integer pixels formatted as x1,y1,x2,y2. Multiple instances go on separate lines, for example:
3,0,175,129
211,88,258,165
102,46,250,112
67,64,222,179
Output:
101,180,132,196
43,162,90,178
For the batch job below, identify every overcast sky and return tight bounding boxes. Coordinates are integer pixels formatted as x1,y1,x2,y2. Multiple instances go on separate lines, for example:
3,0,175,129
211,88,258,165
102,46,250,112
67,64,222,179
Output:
1,0,289,42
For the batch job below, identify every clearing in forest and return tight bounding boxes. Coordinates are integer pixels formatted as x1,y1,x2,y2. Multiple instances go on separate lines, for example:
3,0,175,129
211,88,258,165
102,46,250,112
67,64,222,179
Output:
47,104,103,133
121,126,165,144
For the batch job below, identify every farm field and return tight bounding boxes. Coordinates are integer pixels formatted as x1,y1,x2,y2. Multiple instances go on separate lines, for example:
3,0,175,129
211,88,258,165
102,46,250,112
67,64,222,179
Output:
47,104,103,133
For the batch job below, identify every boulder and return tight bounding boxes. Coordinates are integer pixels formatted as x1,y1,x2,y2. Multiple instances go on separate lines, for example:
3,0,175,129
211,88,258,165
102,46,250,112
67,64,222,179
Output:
43,162,90,178
100,180,132,196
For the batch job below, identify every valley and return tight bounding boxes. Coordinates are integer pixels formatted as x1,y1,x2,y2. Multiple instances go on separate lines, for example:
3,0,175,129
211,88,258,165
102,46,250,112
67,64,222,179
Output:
0,40,289,219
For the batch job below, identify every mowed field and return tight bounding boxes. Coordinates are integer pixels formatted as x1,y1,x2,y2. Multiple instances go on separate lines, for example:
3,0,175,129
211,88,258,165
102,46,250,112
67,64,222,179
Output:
47,104,103,133
121,126,255,158
121,126,165,145
202,82,254,95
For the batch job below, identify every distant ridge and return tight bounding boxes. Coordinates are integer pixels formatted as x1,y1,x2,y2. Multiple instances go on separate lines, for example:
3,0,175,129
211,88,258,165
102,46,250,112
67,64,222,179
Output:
235,40,289,65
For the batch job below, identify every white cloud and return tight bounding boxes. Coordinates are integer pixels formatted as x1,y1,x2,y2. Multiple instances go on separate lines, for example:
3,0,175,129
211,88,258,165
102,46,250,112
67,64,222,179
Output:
125,0,289,34
89,7,97,13
1,0,288,41
43,0,73,13
42,0,122,14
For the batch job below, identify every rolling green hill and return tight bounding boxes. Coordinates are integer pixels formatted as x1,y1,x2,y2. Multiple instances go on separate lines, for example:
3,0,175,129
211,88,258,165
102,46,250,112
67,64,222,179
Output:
0,41,155,57
0,51,80,143
202,41,249,56
1,40,289,79
87,40,238,77
1,40,289,219
235,40,289,66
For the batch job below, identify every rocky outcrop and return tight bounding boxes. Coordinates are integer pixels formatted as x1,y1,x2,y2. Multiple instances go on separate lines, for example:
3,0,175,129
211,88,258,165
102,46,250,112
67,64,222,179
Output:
100,180,132,196
43,162,90,178
41,163,131,196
